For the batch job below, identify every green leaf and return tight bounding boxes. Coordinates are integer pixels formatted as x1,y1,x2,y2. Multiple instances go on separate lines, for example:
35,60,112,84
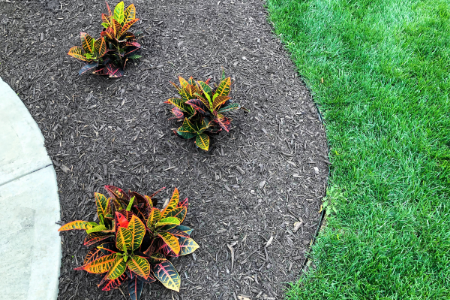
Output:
113,1,125,23
176,129,197,140
86,224,108,234
126,196,135,212
127,54,142,60
197,81,212,101
155,217,180,227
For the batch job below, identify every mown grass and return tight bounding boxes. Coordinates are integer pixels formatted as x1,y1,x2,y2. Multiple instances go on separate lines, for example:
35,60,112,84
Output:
266,0,450,298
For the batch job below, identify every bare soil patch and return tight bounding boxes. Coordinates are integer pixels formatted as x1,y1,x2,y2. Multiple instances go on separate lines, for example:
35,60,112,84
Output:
0,0,328,299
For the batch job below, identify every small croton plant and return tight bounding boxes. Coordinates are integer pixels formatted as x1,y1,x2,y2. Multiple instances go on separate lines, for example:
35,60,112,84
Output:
165,71,244,151
59,186,198,300
67,1,141,78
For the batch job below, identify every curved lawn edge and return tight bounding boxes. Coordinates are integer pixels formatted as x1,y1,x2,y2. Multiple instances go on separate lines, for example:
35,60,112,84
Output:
266,0,450,299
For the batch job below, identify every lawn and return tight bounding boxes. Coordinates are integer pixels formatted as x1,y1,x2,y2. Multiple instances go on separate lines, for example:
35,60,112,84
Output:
266,0,450,298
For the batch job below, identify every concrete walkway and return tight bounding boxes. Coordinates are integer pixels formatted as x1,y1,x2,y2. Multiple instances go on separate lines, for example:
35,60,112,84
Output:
0,77,61,300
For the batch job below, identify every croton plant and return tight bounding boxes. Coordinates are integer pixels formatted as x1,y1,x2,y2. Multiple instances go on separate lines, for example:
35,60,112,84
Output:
67,1,141,78
165,72,243,151
59,186,198,300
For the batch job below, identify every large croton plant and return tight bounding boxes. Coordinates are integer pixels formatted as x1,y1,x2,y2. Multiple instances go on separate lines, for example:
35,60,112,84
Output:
59,186,198,300
165,72,245,151
67,1,141,78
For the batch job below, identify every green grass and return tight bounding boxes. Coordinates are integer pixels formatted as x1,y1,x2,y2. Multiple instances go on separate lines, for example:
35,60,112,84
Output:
266,0,450,299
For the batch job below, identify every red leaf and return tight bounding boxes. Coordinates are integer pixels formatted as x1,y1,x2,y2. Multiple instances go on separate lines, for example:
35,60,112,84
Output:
116,212,129,228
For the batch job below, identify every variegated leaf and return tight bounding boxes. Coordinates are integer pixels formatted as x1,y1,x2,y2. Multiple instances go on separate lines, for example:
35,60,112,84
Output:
180,118,197,133
215,77,231,97
101,273,127,291
67,46,88,62
83,253,117,274
212,96,231,110
186,99,208,115
58,220,93,232
197,81,212,99
107,256,127,280
105,185,129,201
218,103,240,113
119,19,138,39
80,32,94,54
176,128,197,140
84,232,114,247
106,63,124,78
178,76,189,89
102,13,111,26
147,207,162,227
168,228,190,239
128,273,144,300
178,197,189,209
78,63,98,75
179,237,199,256
158,232,180,255
174,225,193,235
95,37,107,57
165,97,188,112
103,27,115,40
124,4,136,23
127,215,146,251
97,242,118,254
161,188,179,218
153,260,181,292
194,93,211,109
116,227,132,252
111,19,121,39
216,114,231,132
83,248,104,266
113,1,125,23
195,133,210,151
105,1,112,16
171,107,185,119
95,192,109,221
164,207,187,223
127,255,150,278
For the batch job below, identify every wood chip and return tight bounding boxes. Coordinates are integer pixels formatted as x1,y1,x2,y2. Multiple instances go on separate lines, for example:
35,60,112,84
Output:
265,236,273,248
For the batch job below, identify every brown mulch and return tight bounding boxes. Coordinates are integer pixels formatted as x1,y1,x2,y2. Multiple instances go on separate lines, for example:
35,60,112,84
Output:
0,0,328,299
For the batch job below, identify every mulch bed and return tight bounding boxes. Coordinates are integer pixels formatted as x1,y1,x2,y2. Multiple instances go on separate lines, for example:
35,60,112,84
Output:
0,0,328,299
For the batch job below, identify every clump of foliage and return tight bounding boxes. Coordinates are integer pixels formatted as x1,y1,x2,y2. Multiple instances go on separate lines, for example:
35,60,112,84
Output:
59,186,198,300
67,1,141,78
165,72,243,151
